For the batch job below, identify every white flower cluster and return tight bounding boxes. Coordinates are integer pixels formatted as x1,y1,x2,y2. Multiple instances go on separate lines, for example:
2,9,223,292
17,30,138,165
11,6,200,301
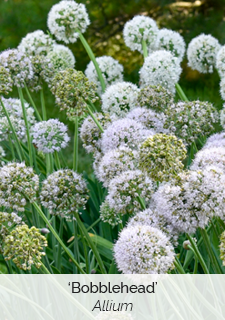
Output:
0,66,13,95
0,49,34,87
216,46,225,78
123,15,158,54
101,82,139,118
100,200,122,227
101,118,154,154
220,107,225,127
127,208,178,245
154,28,186,61
96,146,138,187
220,78,225,100
0,116,26,142
80,113,115,154
52,44,75,67
203,132,225,149
85,56,124,95
47,0,90,44
18,30,55,56
187,34,221,73
139,50,182,94
164,101,219,145
190,147,225,171
126,107,168,133
31,119,70,154
114,225,175,274
0,162,39,212
152,166,225,234
40,169,89,219
105,170,154,216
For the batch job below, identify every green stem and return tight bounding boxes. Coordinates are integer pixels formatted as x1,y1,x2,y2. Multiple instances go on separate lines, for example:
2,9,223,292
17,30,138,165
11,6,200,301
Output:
73,220,80,274
76,29,106,93
8,135,15,160
142,39,148,58
186,234,209,274
54,151,61,170
174,258,185,274
86,103,104,133
193,256,198,274
87,99,97,112
40,88,47,120
0,98,24,162
73,117,79,171
32,201,85,274
40,262,51,274
137,195,146,210
200,228,223,274
18,87,33,167
24,83,42,121
56,217,64,271
74,212,107,274
46,153,51,176
175,83,189,102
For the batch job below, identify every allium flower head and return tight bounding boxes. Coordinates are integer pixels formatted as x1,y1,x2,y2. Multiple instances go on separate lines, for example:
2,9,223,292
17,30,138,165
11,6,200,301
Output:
96,146,139,187
52,44,75,67
85,56,124,95
0,116,27,142
138,85,174,112
203,132,225,149
101,82,139,118
18,30,55,56
123,15,158,54
0,211,22,253
114,225,175,274
126,107,168,134
139,50,182,94
106,170,155,216
40,169,89,220
216,46,225,78
47,0,90,44
51,68,99,120
220,78,225,101
27,55,50,91
3,224,47,270
80,113,114,154
0,49,33,87
187,34,221,73
128,208,178,245
100,200,122,227
155,28,186,61
190,147,225,171
0,66,13,94
164,101,219,145
139,134,186,182
31,119,70,154
152,166,225,234
220,106,225,127
95,311,134,320
0,162,39,212
220,231,225,266
101,118,154,154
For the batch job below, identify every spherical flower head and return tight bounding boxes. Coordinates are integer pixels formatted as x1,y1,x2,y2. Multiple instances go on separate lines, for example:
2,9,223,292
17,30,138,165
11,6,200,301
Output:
85,56,124,95
138,85,174,112
97,146,139,187
139,134,186,182
220,231,225,266
216,46,225,78
101,82,140,118
52,44,76,67
31,119,70,154
0,49,34,87
100,199,122,227
0,66,13,94
203,132,225,149
106,170,155,216
47,0,90,44
80,112,114,154
0,162,39,212
220,78,225,101
154,28,186,61
123,15,158,54
152,166,225,234
18,30,56,56
101,118,155,154
220,106,225,127
139,50,182,94
95,311,134,320
0,116,26,142
114,225,175,274
3,224,47,270
164,101,219,145
40,169,89,220
26,54,49,91
190,147,225,171
126,107,168,134
187,34,221,73
51,68,99,120
0,211,22,253
127,208,178,245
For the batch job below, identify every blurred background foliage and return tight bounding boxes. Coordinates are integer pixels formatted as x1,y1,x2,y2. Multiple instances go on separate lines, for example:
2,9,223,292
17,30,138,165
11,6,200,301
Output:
1,0,225,171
